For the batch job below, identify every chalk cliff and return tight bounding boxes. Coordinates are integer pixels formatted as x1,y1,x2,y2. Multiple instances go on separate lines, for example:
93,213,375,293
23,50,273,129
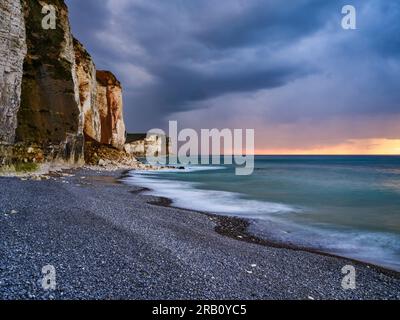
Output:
0,0,128,171
74,44,126,150
0,0,26,144
16,0,84,164
96,70,126,149
125,134,171,157
73,38,101,143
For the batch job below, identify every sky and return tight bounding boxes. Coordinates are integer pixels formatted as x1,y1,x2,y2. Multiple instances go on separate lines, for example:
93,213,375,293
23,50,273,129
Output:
66,0,400,154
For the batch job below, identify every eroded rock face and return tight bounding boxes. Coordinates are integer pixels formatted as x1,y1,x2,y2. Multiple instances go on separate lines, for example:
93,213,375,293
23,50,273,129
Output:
73,38,101,142
0,0,26,144
0,0,128,169
74,42,127,149
96,70,126,149
16,0,84,164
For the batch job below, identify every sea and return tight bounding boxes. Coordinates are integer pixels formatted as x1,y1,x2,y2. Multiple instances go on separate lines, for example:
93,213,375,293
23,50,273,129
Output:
123,156,400,271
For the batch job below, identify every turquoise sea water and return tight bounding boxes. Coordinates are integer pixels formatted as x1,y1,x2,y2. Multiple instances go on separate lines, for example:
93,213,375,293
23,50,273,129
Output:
124,156,400,271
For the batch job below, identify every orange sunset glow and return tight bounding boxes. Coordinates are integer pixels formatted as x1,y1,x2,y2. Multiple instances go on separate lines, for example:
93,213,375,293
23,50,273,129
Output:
255,139,400,155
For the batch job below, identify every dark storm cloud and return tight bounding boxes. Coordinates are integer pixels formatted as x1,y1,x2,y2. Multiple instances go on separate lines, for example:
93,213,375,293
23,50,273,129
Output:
66,0,120,70
65,0,400,133
67,0,107,49
140,63,310,112
194,0,338,49
361,1,400,59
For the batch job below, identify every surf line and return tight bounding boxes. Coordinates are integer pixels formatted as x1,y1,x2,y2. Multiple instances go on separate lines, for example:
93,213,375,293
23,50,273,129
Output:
146,120,255,176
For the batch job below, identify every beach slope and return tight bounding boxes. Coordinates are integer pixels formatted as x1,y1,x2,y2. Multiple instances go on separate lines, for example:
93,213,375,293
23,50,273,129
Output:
0,169,399,300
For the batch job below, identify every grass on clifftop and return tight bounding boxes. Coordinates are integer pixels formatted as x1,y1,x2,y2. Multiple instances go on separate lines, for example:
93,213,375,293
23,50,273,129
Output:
14,162,39,173
0,162,38,175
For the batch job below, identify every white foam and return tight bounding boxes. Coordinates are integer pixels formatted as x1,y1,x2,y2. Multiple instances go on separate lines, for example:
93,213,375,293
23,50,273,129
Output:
320,230,400,270
135,165,226,175
124,171,296,217
123,168,400,271
253,219,400,271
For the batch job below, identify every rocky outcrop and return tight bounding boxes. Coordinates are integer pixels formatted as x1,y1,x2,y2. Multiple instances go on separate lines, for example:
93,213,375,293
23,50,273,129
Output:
0,0,26,144
16,0,84,164
84,138,138,168
96,70,126,149
73,38,101,142
124,134,171,157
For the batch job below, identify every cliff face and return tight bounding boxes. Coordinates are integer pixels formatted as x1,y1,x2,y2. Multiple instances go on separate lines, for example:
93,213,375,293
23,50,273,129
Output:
73,38,101,142
16,0,84,164
124,134,171,157
0,0,128,170
96,70,126,149
0,0,26,144
74,46,126,150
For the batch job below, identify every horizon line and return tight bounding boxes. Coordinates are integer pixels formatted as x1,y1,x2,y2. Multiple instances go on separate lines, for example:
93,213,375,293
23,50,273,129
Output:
166,154,400,157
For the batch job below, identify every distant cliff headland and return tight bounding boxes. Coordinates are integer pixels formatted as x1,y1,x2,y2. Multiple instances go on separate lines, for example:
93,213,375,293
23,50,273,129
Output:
0,0,166,174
